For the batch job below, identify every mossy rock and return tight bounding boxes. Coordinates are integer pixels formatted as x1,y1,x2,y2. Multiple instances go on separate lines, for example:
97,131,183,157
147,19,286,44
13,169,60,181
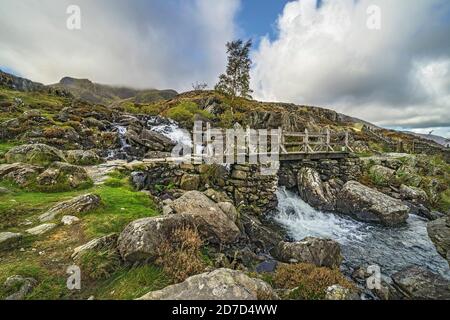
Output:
66,150,102,166
5,144,65,166
35,162,93,192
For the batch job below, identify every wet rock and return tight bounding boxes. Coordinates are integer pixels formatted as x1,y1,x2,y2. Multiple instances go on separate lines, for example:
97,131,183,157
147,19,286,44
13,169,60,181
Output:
36,162,92,191
26,223,57,236
66,150,102,166
179,174,200,191
297,167,335,211
39,193,101,222
273,238,343,268
241,213,282,251
3,275,37,300
427,216,450,266
391,266,450,300
138,268,278,300
5,144,65,166
0,232,22,251
336,181,409,226
0,163,43,187
256,260,278,273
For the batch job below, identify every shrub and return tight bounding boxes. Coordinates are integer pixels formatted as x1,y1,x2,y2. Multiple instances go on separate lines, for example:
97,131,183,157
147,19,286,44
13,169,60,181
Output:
155,226,206,283
272,263,355,300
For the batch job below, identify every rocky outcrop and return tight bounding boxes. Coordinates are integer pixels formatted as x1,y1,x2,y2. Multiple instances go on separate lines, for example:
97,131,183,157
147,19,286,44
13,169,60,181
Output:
273,238,343,268
297,167,336,211
427,217,450,266
26,223,57,236
66,150,102,166
336,181,409,226
391,267,450,300
3,275,37,300
39,194,101,222
5,144,65,166
0,163,43,187
35,162,92,191
0,232,22,251
138,268,278,300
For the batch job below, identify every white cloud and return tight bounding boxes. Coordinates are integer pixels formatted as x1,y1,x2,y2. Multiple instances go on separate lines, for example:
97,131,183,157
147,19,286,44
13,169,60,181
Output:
0,0,240,91
251,0,450,136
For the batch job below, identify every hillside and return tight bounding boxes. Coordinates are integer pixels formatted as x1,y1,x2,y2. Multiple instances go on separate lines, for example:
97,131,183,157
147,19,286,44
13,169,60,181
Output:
49,77,178,106
0,71,449,301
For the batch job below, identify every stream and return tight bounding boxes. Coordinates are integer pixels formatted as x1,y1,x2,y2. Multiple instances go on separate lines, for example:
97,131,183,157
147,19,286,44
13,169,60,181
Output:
274,187,450,279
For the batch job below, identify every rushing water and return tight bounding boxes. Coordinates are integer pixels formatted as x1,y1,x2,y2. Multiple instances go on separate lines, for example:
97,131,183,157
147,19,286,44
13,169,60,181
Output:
275,187,450,279
147,117,192,147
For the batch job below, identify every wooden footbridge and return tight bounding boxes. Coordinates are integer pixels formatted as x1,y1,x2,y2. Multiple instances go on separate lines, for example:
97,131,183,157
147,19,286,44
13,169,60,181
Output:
195,125,354,162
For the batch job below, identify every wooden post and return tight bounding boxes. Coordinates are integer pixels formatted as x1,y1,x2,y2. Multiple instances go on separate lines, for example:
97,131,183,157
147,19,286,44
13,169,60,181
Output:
344,131,349,151
304,128,309,153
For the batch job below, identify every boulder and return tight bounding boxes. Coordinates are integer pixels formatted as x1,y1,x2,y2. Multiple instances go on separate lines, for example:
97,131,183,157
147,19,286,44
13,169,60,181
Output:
273,238,343,268
35,162,92,191
399,185,428,205
391,267,450,300
5,144,65,166
3,275,37,300
66,150,102,166
0,232,22,251
0,163,43,187
117,214,195,263
135,129,175,151
168,191,241,244
26,223,57,236
369,165,395,186
427,217,450,266
241,213,282,251
297,167,335,211
336,181,409,226
61,215,80,225
39,194,101,222
138,268,278,300
179,174,200,191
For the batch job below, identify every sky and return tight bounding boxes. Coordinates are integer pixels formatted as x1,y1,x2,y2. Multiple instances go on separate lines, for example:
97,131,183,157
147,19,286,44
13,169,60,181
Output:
1,0,449,138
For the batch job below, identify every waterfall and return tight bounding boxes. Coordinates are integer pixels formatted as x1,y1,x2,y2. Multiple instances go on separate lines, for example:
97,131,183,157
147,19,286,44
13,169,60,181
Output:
275,187,450,278
147,117,192,147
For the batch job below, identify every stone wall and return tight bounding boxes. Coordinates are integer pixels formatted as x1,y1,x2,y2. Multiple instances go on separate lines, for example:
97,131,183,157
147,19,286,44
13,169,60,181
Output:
278,157,363,190
129,162,279,216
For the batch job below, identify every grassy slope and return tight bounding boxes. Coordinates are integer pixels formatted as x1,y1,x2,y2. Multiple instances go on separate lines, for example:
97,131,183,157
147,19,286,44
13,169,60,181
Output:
0,174,167,300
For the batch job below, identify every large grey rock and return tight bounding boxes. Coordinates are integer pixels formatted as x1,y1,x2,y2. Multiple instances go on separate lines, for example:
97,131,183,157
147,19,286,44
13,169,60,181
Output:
399,185,428,205
0,163,43,187
117,215,196,263
26,223,57,236
392,267,450,300
273,238,343,268
5,143,65,166
427,217,450,266
39,193,101,222
138,268,278,300
297,167,335,211
168,191,241,244
336,181,409,226
0,232,22,251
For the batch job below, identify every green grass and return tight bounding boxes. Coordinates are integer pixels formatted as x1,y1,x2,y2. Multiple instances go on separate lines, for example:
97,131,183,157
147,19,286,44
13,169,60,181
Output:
0,261,68,300
94,265,170,300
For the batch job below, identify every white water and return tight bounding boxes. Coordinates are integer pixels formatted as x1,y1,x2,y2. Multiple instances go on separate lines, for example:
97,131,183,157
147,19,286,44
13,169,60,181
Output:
275,188,450,278
147,117,192,147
